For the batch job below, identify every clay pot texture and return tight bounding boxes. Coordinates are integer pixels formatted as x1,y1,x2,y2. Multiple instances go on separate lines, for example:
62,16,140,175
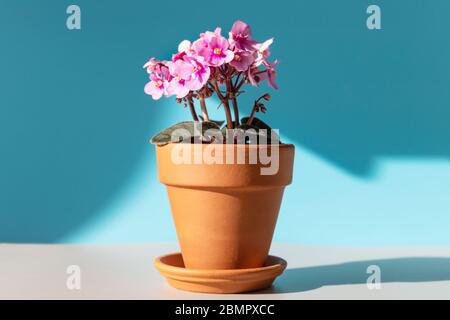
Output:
156,143,294,270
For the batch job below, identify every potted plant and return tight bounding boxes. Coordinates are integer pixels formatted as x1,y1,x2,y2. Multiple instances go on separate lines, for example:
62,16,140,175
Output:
144,21,294,293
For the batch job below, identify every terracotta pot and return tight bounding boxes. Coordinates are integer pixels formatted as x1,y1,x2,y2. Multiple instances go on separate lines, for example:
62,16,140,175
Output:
156,143,294,270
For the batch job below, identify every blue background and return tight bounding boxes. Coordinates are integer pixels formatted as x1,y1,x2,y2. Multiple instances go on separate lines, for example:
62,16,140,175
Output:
1,0,449,245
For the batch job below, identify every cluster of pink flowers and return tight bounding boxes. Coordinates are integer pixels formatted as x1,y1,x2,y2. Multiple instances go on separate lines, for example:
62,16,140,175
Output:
143,20,278,129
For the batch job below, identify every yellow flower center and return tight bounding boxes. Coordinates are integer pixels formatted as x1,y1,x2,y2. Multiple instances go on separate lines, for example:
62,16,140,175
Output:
235,54,241,61
213,48,221,55
153,82,161,87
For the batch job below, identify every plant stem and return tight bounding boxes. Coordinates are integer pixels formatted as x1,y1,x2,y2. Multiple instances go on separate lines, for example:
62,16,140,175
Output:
224,103,233,129
227,78,240,127
199,95,210,121
231,96,240,127
235,77,246,92
247,105,257,125
213,78,233,129
234,72,242,88
187,97,199,121
212,77,225,100
247,95,267,125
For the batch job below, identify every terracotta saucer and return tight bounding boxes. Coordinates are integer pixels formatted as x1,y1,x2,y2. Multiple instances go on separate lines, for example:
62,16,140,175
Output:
154,253,287,294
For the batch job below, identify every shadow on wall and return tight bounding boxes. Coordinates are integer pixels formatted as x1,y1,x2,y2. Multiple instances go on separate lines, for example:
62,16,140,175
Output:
266,257,450,293
259,1,450,176
0,2,177,242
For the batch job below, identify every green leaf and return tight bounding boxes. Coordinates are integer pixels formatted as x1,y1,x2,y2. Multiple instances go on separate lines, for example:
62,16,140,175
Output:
150,121,221,145
240,117,272,130
236,124,259,131
220,124,272,144
235,124,261,144
198,116,225,127
240,117,280,143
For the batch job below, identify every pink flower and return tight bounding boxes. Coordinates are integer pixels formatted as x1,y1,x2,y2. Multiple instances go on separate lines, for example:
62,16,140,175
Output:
247,66,260,87
166,60,191,98
167,78,189,98
143,59,172,79
258,60,279,90
230,50,255,72
167,59,193,80
228,20,258,52
178,40,192,53
144,73,169,100
200,28,222,42
166,55,210,96
143,58,160,74
172,40,194,62
172,51,186,62
143,22,279,103
254,38,274,67
143,60,173,99
192,28,234,67
183,56,211,91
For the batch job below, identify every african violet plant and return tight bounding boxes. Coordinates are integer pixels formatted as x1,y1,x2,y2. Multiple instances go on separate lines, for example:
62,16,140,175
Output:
144,20,279,145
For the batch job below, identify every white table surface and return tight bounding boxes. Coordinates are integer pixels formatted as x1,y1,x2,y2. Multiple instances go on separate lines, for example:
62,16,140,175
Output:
1,243,450,300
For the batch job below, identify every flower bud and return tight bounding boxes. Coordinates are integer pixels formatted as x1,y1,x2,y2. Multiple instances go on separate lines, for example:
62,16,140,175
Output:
262,93,271,101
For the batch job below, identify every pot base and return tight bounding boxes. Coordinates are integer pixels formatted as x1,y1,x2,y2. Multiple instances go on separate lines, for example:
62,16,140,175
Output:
154,253,287,294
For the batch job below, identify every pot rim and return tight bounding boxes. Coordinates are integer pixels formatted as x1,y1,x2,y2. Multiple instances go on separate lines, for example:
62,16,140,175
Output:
155,143,295,149
154,252,287,279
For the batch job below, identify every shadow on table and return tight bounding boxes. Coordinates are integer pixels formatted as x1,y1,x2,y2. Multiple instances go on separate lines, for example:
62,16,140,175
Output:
261,257,450,293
